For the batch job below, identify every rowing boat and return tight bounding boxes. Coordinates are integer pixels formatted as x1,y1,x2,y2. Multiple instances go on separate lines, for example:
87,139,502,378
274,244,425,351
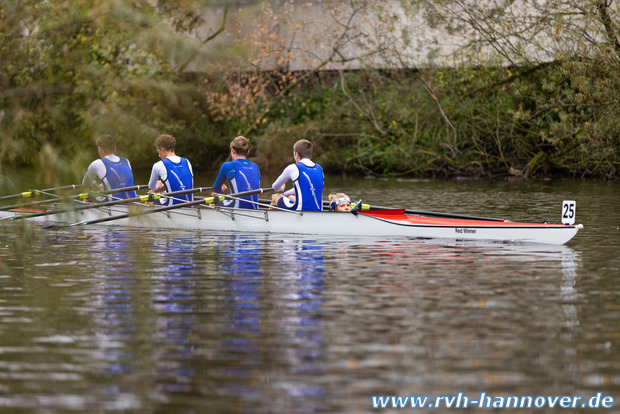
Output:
0,201,583,245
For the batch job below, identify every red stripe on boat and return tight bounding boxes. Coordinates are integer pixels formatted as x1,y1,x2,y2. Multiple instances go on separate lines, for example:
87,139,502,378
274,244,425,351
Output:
360,210,564,227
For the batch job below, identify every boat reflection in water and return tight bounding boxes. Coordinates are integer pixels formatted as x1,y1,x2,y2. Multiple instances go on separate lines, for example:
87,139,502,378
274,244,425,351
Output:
332,237,581,393
266,237,327,407
3,225,583,412
151,235,201,394
212,234,327,413
87,231,328,412
90,230,204,400
90,230,140,377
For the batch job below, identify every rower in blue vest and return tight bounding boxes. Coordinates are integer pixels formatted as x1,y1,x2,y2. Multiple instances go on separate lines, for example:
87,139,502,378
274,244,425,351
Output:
212,136,261,209
148,134,194,206
82,134,136,199
271,139,324,211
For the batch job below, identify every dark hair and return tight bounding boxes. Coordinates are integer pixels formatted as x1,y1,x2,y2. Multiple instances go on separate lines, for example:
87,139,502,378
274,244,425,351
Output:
95,134,116,154
293,139,313,159
155,134,176,152
230,136,250,156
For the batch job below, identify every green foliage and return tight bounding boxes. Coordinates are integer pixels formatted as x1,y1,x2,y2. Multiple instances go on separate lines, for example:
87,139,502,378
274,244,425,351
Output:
0,0,216,187
229,64,618,178
1,0,618,188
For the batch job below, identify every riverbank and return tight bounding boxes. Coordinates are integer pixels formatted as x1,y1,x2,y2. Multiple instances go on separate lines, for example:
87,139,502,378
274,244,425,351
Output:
200,65,618,180
2,2,618,184
2,66,618,185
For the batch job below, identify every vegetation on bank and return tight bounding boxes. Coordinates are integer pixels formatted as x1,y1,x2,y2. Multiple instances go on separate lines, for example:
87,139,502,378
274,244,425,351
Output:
203,62,619,179
1,1,618,190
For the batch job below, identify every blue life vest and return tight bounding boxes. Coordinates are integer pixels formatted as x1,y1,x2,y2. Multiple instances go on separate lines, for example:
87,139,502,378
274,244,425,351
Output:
292,162,324,211
220,159,261,209
100,157,136,199
161,157,194,205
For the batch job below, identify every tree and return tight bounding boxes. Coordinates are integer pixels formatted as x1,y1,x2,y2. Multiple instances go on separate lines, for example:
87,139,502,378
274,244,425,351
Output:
0,0,218,187
199,0,618,177
390,0,620,176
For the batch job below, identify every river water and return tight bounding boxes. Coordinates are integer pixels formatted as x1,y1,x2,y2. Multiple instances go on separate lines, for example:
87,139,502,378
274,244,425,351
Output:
0,177,618,413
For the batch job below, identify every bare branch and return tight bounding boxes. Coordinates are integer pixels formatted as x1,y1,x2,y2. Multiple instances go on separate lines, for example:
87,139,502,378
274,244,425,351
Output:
597,0,620,58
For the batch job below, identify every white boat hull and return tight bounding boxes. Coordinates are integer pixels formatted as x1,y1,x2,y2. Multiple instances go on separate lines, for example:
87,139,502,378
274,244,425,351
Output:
1,204,583,245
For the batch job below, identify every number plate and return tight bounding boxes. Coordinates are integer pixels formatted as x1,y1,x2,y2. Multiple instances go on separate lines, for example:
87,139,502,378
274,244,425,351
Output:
562,200,576,225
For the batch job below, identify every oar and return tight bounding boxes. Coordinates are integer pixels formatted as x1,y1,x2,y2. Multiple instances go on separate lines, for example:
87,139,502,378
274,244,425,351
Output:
0,184,150,212
73,187,274,226
0,184,83,202
5,186,212,221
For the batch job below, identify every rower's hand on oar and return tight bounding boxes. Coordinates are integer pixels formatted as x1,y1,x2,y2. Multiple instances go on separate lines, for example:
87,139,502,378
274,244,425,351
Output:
208,191,221,206
270,194,283,205
270,193,285,209
146,189,161,205
82,191,99,203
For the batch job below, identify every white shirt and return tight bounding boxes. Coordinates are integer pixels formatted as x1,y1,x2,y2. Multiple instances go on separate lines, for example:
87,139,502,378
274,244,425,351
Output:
272,158,315,196
148,156,194,191
82,154,124,185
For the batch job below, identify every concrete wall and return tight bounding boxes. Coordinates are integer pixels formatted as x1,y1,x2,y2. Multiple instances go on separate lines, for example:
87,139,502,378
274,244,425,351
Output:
194,0,616,71
196,0,464,71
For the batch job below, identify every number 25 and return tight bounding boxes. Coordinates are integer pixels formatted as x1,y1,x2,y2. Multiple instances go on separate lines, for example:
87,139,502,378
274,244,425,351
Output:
562,200,576,225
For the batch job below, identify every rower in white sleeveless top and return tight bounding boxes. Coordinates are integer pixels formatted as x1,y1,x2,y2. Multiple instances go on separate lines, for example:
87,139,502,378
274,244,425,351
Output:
82,134,136,200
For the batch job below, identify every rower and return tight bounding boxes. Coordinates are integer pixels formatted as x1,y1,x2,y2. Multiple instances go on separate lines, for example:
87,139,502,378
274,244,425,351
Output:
82,134,136,200
148,134,194,206
271,139,324,211
212,136,261,209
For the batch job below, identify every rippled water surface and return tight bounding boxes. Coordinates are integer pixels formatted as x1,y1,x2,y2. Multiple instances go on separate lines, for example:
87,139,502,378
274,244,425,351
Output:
0,178,618,413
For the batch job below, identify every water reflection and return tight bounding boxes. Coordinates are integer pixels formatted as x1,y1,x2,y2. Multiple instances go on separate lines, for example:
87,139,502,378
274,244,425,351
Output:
151,235,200,394
91,230,138,376
89,231,205,403
269,237,326,374
0,220,614,414
215,234,264,401
219,235,263,336
214,235,327,413
305,237,585,405
561,249,579,329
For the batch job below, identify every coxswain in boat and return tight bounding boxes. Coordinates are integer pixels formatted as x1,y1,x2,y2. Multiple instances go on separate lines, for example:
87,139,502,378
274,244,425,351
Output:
82,134,136,200
212,136,261,209
328,193,351,212
148,134,194,206
271,139,324,211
